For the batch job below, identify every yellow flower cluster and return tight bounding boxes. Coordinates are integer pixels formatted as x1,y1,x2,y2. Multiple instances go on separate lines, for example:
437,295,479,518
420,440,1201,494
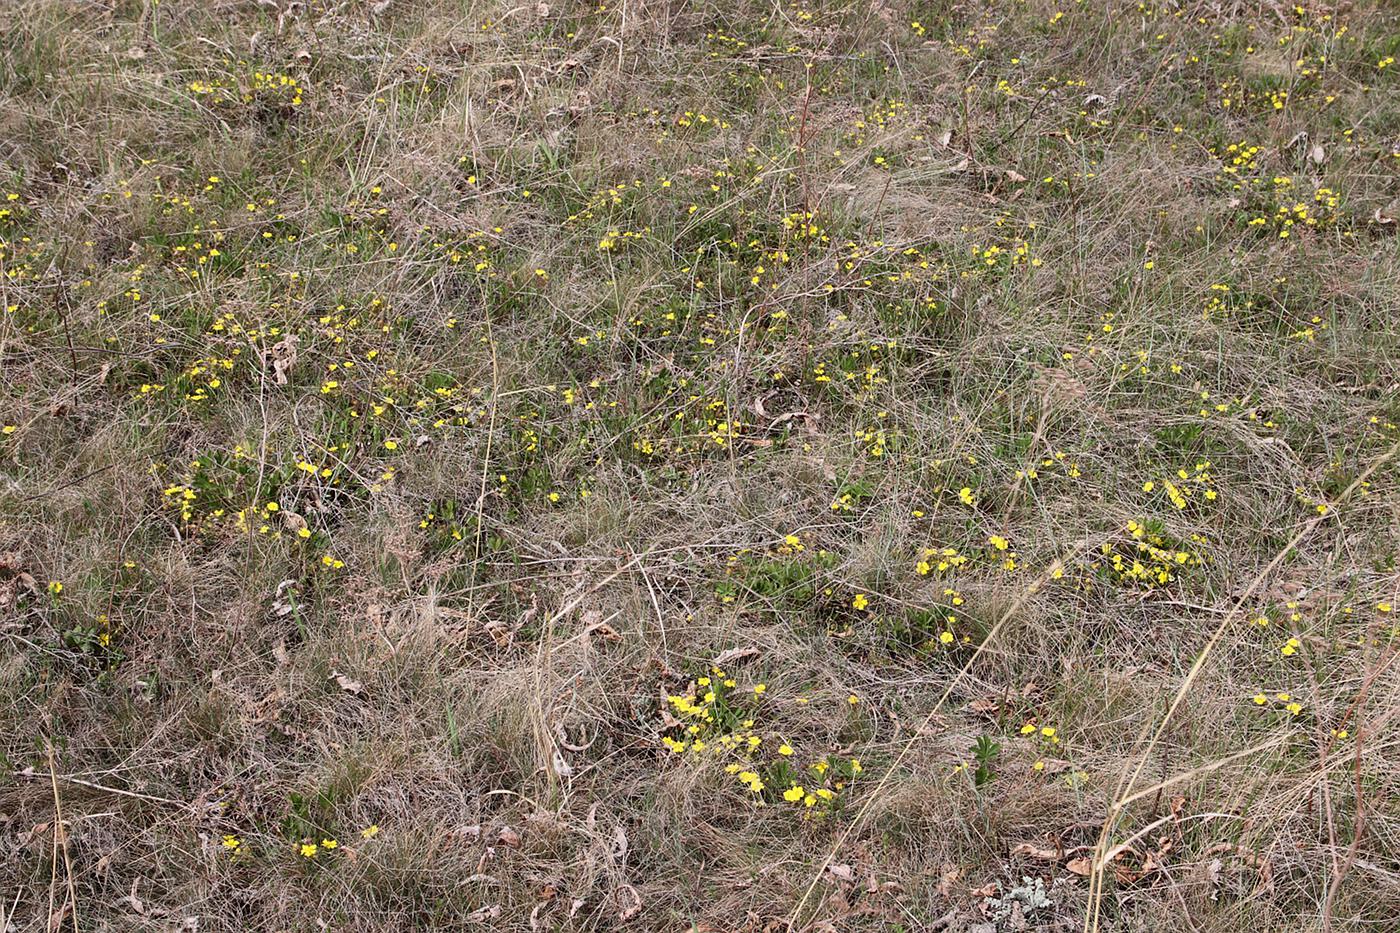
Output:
660,668,860,813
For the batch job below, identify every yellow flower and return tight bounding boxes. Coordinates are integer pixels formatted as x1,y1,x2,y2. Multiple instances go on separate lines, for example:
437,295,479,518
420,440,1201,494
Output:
783,786,805,802
851,593,870,611
361,825,380,838
300,843,319,858
778,744,793,756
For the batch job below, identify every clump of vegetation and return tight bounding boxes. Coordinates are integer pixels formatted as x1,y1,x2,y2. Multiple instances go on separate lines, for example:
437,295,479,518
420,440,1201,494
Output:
3,0,1399,930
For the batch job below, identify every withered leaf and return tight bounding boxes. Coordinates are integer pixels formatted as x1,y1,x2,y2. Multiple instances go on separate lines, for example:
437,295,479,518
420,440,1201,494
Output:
826,863,855,882
269,334,299,385
616,883,641,921
330,670,364,695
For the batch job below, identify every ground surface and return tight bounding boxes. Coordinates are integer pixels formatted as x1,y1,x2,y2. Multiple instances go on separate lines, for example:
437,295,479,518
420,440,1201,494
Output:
2,1,1400,930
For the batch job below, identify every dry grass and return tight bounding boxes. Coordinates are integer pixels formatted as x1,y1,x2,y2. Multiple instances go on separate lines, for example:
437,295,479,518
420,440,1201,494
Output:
2,0,1400,930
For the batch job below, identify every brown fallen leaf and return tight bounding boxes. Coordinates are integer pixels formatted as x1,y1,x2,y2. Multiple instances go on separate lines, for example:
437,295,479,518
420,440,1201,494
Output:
121,879,147,915
330,670,364,695
589,622,622,641
826,863,855,883
712,646,759,666
269,333,299,385
1014,840,1094,866
1113,851,1148,885
616,883,641,921
1205,857,1223,900
936,864,962,898
1141,841,1171,875
1012,843,1061,861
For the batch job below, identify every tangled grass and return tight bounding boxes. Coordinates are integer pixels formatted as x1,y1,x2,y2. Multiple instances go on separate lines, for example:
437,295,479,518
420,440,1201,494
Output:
2,0,1399,930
